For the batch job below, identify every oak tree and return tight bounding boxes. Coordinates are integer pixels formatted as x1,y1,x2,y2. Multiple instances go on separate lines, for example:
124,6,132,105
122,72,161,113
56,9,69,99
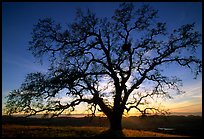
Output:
5,3,202,131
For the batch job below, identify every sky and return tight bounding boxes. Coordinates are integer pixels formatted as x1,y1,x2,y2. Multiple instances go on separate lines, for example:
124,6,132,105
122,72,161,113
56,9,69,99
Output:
2,2,202,116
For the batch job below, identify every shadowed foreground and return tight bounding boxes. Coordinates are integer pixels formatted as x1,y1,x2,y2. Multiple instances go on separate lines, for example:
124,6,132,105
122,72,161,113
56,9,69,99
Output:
2,124,187,137
2,115,202,137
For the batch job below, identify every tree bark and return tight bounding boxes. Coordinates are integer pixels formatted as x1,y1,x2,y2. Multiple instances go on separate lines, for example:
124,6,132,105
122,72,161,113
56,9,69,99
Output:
108,111,123,131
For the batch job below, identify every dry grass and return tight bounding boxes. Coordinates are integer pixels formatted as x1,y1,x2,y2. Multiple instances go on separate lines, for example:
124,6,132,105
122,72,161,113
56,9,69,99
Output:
2,124,106,137
123,129,186,137
2,124,188,137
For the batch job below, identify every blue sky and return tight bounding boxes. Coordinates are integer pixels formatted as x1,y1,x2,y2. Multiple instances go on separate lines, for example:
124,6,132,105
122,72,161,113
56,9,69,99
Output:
2,2,202,115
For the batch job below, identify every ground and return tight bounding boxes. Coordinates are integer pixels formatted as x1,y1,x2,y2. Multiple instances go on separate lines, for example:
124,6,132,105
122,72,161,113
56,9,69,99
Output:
2,115,202,137
2,124,187,137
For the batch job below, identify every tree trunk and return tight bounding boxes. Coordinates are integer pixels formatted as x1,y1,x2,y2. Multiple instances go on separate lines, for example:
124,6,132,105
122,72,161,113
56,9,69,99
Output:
108,112,123,131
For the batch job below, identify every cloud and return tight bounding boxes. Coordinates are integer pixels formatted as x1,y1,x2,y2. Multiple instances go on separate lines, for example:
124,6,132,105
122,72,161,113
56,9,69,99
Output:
4,56,48,73
168,102,202,113
176,81,202,99
163,81,202,113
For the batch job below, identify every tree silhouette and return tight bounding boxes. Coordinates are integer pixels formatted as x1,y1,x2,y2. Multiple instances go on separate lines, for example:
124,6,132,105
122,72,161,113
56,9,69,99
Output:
5,3,202,131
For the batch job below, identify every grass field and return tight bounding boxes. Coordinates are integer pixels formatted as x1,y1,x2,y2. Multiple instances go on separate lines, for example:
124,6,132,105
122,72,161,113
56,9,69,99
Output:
2,115,201,137
2,124,187,137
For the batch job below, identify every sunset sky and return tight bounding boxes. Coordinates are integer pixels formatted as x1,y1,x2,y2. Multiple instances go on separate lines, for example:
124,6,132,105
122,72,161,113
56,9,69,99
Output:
2,2,202,116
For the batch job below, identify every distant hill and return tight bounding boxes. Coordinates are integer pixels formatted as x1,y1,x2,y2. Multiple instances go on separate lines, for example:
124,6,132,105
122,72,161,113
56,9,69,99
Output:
169,112,202,116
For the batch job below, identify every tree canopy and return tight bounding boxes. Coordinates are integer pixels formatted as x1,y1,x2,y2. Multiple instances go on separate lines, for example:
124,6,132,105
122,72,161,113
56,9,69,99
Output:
5,3,202,130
